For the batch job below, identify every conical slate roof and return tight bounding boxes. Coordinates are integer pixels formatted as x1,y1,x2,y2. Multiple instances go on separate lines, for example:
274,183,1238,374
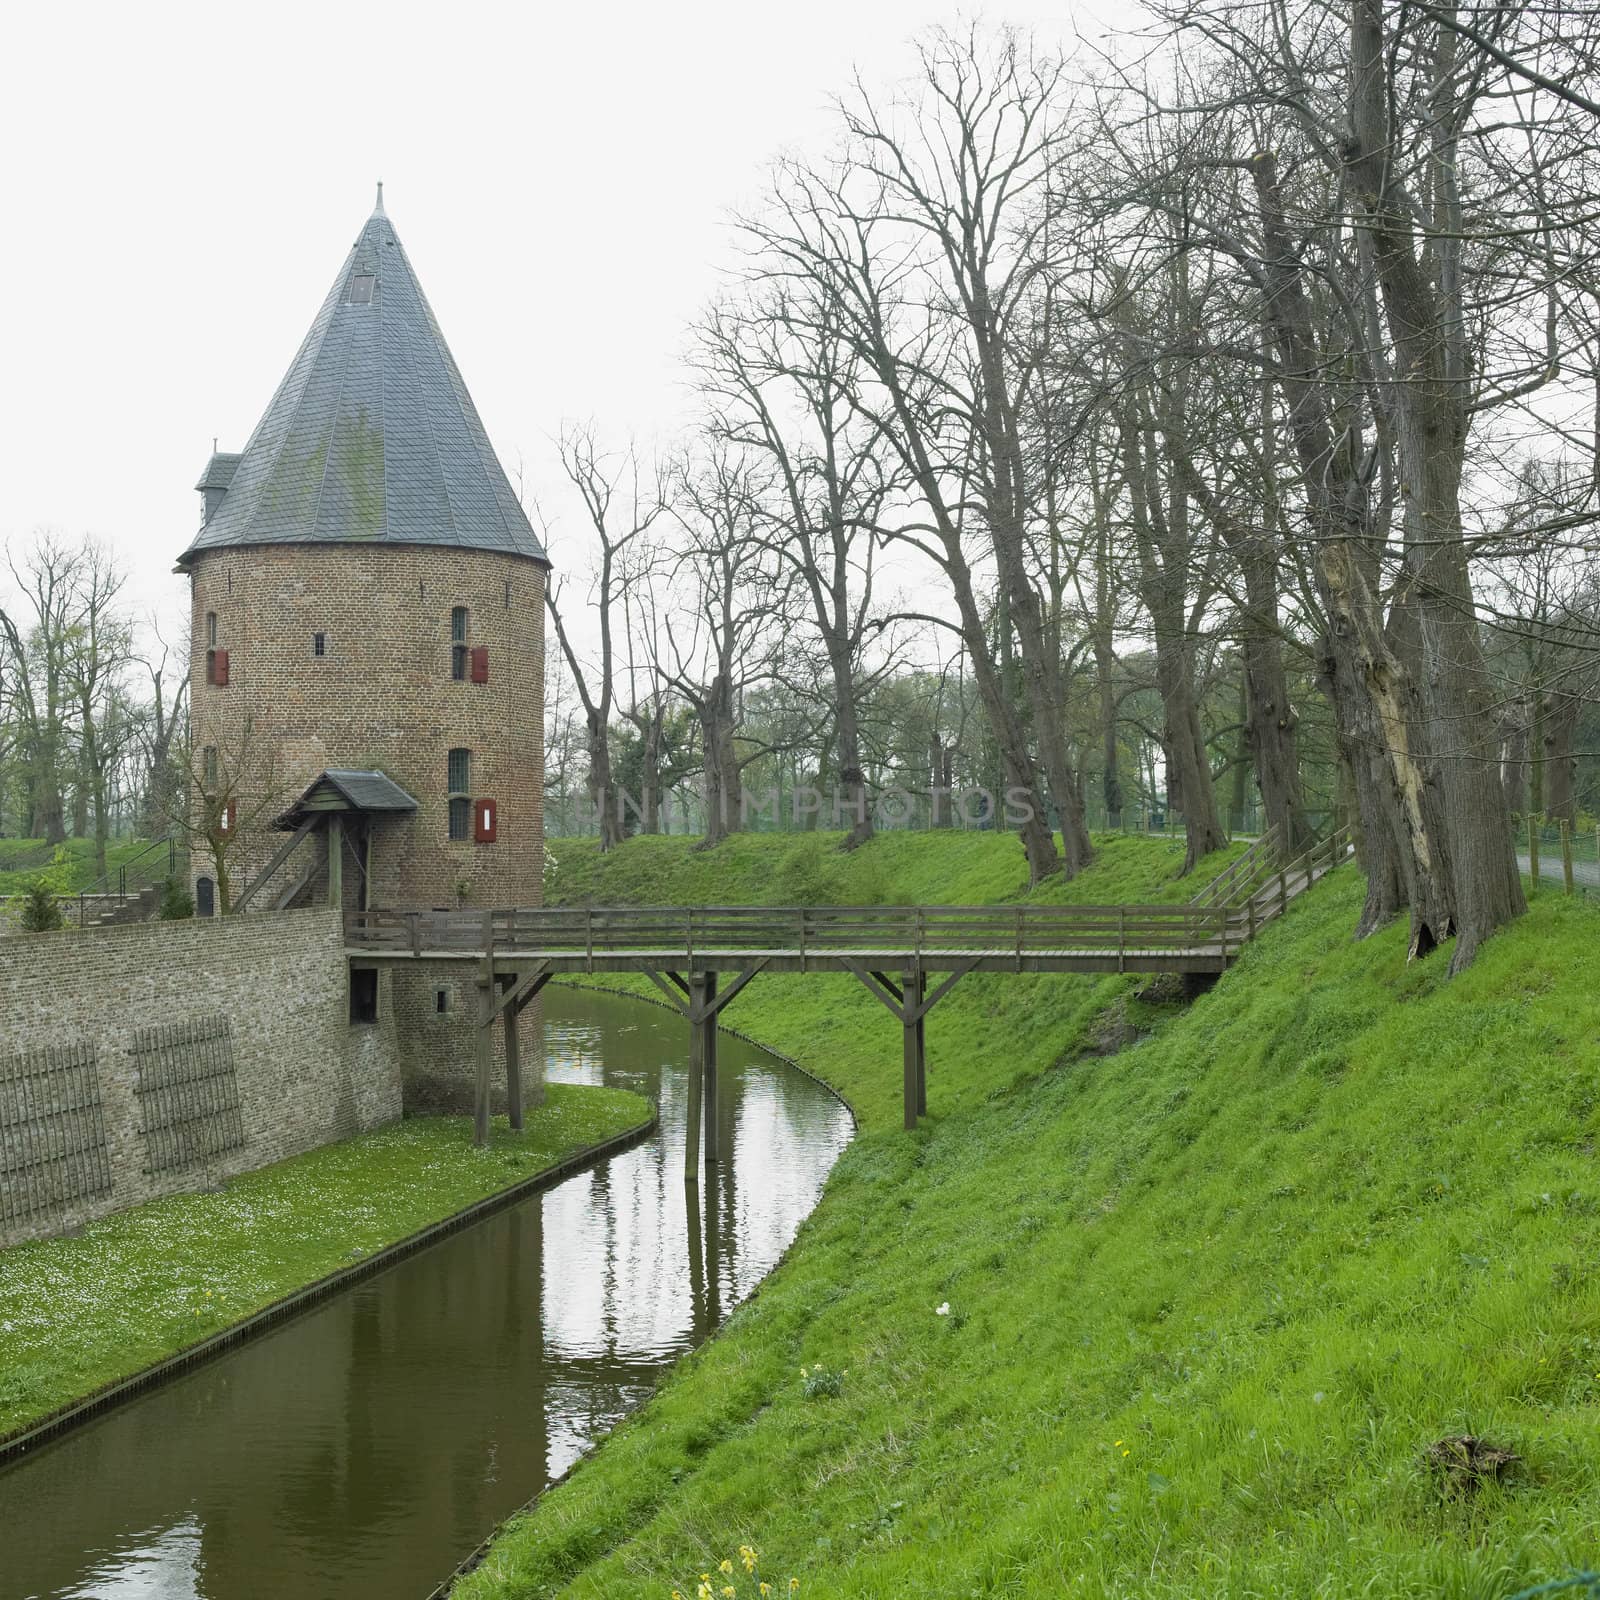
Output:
181,193,545,565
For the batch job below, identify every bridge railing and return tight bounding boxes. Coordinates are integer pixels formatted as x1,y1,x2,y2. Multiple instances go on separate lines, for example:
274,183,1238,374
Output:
1189,824,1283,909
345,827,1356,963
346,900,1254,957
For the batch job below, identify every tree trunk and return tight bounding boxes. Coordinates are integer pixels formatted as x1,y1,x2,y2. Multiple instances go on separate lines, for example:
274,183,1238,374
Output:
1501,707,1529,817
1236,547,1308,853
1542,687,1580,824
1346,0,1523,970
829,639,873,849
699,672,743,847
586,710,623,852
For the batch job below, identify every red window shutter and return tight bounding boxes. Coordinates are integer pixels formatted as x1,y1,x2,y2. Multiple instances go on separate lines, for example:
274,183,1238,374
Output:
214,648,230,686
475,798,497,843
470,645,489,683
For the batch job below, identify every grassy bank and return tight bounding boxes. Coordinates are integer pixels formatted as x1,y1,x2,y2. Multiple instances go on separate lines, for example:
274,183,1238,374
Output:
0,836,159,895
461,831,1600,1599
0,1083,650,1440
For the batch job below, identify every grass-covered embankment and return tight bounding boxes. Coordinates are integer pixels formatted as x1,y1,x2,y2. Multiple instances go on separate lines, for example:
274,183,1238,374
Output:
461,831,1600,1599
0,1083,650,1441
0,836,159,895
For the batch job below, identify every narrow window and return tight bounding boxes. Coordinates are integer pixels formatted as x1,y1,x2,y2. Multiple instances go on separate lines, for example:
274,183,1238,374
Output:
203,745,218,788
205,649,216,684
313,631,326,657
207,612,217,647
435,987,451,1015
448,747,472,841
450,606,468,680
348,273,376,305
504,580,511,608
349,967,379,1024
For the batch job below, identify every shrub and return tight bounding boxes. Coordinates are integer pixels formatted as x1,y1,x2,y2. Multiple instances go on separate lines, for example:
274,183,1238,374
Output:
159,875,194,920
19,879,64,932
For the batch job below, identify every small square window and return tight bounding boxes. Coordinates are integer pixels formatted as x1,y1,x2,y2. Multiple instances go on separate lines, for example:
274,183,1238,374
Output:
313,632,326,657
349,274,376,305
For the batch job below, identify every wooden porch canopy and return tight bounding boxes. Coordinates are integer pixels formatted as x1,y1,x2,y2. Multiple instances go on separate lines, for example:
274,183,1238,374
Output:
235,771,418,915
275,769,418,829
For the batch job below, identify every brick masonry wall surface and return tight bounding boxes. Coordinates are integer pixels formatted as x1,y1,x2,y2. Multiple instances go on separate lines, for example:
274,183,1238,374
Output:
185,543,545,913
0,908,402,1247
391,968,544,1116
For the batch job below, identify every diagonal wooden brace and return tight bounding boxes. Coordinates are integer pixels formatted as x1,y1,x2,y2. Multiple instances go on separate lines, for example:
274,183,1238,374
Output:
493,961,553,1020
689,959,769,1022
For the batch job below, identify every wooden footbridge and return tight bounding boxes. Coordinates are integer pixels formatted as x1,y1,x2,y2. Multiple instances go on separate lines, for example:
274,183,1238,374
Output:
347,827,1349,1153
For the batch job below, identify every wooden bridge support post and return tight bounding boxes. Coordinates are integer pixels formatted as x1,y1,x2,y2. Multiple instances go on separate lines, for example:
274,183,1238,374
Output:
504,994,523,1132
701,971,720,1167
686,971,719,1171
473,911,495,1148
473,967,493,1148
901,968,924,1131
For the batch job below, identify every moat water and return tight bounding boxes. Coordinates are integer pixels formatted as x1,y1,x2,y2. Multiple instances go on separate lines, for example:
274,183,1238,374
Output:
1,987,854,1600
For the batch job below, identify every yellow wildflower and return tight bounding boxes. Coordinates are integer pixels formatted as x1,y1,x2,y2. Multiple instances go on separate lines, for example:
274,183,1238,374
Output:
760,1587,772,1598
789,1582,800,1595
723,1589,736,1599
740,1546,758,1573
720,1560,734,1574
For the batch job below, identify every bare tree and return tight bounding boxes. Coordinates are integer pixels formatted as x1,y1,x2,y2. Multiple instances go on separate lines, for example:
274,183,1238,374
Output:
696,285,898,847
540,425,667,851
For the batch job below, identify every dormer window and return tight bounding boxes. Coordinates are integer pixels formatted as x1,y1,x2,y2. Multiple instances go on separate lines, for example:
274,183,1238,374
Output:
348,274,376,305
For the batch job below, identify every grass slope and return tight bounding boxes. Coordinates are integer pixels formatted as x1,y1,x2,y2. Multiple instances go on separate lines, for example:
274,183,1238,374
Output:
0,836,161,895
0,1084,650,1439
461,832,1600,1600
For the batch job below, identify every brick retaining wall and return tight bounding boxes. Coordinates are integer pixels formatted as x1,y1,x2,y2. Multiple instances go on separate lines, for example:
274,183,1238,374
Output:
0,908,402,1246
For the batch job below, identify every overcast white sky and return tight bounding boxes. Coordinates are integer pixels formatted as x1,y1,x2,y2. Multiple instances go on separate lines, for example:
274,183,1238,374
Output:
0,0,1118,633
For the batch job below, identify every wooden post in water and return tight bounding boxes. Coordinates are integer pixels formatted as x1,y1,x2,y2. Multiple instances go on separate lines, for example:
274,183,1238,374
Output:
687,971,719,1169
1562,819,1575,896
702,970,719,1167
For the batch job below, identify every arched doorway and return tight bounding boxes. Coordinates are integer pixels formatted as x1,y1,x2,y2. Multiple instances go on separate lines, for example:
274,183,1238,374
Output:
196,876,215,917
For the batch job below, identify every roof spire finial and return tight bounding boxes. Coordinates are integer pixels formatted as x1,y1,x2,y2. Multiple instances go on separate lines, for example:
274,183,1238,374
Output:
374,179,385,215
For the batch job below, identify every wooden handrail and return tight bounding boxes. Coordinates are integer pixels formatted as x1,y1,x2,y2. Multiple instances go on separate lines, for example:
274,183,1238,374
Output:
346,837,1355,964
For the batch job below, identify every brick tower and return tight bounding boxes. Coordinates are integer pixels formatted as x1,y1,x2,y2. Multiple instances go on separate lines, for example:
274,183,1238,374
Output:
179,189,548,1107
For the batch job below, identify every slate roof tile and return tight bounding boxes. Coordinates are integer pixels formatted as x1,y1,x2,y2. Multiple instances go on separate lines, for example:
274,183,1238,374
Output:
181,198,545,565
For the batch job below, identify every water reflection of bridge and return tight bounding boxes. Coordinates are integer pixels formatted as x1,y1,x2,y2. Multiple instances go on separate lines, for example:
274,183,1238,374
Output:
347,828,1350,1149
